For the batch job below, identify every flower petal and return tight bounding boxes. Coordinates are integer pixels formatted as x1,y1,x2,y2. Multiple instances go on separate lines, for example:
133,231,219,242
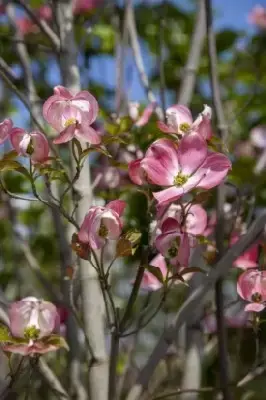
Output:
135,102,156,127
195,152,231,190
106,200,126,217
244,303,265,312
153,186,184,205
178,132,207,175
53,125,76,144
75,124,101,145
0,118,13,144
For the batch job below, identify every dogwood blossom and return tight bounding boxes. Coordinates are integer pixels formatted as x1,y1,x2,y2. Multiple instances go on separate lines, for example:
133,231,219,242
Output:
43,85,100,144
237,269,266,312
10,128,49,163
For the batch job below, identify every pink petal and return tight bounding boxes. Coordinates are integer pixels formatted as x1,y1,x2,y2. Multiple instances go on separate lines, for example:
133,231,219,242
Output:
155,231,178,256
161,217,181,233
192,105,213,140
72,91,99,123
237,270,259,301
53,125,76,144
157,121,176,134
128,159,146,185
135,102,156,127
178,132,207,175
30,131,50,163
53,85,73,99
106,200,126,216
0,118,13,144
153,186,184,205
10,128,27,154
244,303,265,312
143,139,180,185
75,124,101,145
185,204,207,235
43,96,68,132
166,104,193,132
195,152,231,190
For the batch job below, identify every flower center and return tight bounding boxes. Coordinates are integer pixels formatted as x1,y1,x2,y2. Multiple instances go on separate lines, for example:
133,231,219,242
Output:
173,172,189,186
252,292,262,303
179,122,190,133
98,222,108,238
64,118,77,128
24,325,40,341
167,237,181,258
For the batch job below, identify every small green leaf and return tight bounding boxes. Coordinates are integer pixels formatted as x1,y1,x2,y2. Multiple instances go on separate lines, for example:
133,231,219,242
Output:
80,146,111,160
0,324,11,342
146,265,164,284
125,230,142,246
1,150,18,161
45,334,69,351
119,116,133,133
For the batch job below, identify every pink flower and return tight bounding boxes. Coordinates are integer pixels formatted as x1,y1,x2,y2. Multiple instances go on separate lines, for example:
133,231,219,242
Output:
43,85,100,145
157,104,212,140
78,200,126,249
231,234,259,269
36,5,53,21
3,297,61,355
130,133,231,206
16,17,37,35
10,128,49,163
129,102,156,127
250,125,266,149
237,269,266,312
158,203,207,236
73,0,103,14
155,218,191,269
248,5,266,29
203,305,249,334
141,254,168,291
0,118,13,145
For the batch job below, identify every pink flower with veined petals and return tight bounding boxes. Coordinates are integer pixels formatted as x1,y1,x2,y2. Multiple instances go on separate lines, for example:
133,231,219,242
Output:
78,200,126,249
157,104,212,140
157,203,207,236
231,234,259,270
248,5,266,29
237,269,266,312
129,133,231,206
10,128,49,164
155,218,191,269
0,118,13,145
141,254,168,291
43,85,100,145
129,102,156,127
2,297,63,355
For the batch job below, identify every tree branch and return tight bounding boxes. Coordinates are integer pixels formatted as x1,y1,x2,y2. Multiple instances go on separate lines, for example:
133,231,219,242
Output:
177,0,206,105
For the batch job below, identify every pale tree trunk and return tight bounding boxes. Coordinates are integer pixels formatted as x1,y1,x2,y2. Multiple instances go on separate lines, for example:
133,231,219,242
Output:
55,2,108,399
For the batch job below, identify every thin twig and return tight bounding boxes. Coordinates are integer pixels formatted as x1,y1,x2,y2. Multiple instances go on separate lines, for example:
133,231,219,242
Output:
127,1,163,120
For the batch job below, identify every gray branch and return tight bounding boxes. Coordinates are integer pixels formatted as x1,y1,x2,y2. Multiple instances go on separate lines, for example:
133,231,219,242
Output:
56,1,108,399
177,0,206,105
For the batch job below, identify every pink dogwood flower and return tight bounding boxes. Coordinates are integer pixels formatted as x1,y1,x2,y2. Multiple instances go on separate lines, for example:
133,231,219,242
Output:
155,218,191,268
0,118,13,145
3,297,62,355
157,104,212,140
129,133,231,206
237,269,266,312
248,5,266,29
141,254,168,291
78,200,126,249
158,203,207,236
129,102,156,127
231,234,259,269
43,85,100,145
10,128,49,163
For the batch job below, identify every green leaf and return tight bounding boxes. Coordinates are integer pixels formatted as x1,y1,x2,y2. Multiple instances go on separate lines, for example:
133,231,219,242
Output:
146,265,164,284
1,150,18,161
72,138,83,158
80,146,111,160
45,334,69,351
124,230,142,246
119,116,133,133
0,324,11,342
179,266,206,276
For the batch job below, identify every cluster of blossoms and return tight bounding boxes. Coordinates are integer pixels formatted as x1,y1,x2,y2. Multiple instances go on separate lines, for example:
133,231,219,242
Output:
1,297,67,355
248,4,266,29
